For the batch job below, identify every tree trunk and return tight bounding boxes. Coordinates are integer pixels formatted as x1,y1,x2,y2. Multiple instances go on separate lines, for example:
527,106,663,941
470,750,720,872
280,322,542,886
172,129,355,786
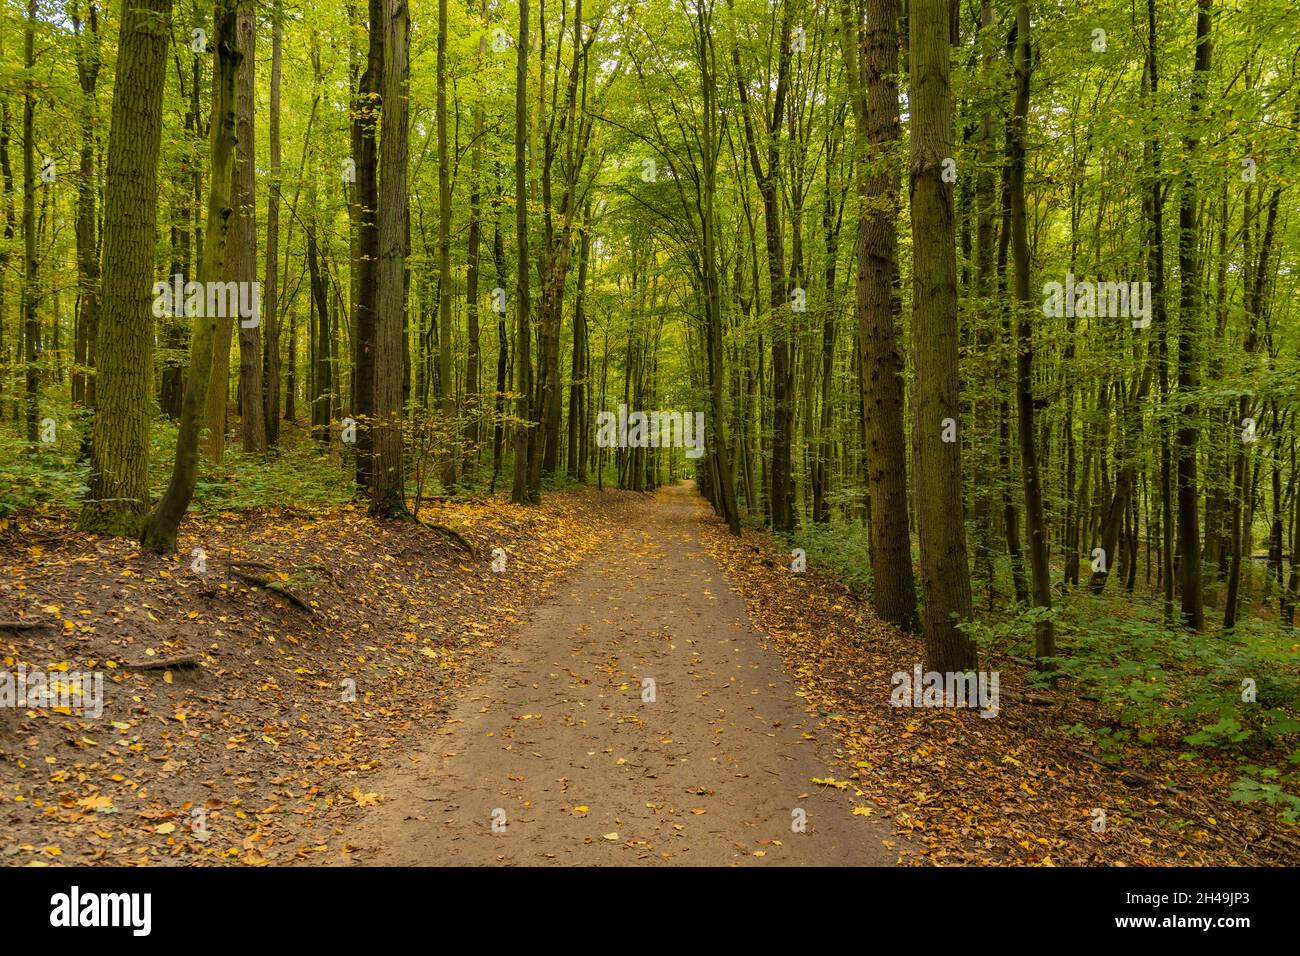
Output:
463,0,486,477
20,0,39,445
262,3,283,446
811,115,841,526
908,0,976,670
510,0,535,504
1173,0,1212,629
369,0,410,517
71,3,100,412
733,2,795,532
837,0,918,630
436,0,456,487
490,162,509,492
353,0,383,491
1090,0,1165,597
233,7,264,453
1225,187,1280,626
567,207,591,481
1008,0,1055,663
307,205,330,443
697,3,740,532
78,0,172,535
142,1,239,553
0,91,13,419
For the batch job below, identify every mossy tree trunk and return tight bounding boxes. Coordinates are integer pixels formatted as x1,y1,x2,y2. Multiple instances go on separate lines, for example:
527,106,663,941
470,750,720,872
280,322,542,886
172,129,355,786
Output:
141,0,240,554
77,0,172,536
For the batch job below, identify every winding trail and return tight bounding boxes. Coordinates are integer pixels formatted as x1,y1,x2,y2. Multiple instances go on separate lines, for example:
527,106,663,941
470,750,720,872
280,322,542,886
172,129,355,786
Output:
342,482,892,865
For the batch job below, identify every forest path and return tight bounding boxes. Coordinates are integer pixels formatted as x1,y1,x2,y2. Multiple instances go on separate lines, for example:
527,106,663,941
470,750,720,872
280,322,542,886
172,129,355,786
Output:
338,481,892,866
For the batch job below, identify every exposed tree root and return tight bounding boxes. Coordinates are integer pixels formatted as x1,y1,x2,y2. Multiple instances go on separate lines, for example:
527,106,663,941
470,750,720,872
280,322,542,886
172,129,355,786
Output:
420,520,477,556
0,619,53,632
228,568,315,613
368,502,476,556
217,558,330,576
124,655,201,671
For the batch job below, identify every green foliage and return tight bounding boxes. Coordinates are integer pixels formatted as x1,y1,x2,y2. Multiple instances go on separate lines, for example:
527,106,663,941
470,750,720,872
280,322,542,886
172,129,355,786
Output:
786,518,875,596
1,398,355,519
0,428,89,519
185,448,355,516
806,528,1300,819
1231,771,1300,825
986,588,1300,815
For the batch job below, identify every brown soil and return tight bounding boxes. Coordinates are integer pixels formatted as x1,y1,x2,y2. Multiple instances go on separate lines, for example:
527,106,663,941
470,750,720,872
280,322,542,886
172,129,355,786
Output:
0,490,639,865
1,483,890,866
327,482,893,865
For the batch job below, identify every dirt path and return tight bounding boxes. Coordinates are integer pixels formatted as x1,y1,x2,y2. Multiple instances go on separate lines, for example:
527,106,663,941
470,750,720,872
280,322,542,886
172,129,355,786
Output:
338,482,892,866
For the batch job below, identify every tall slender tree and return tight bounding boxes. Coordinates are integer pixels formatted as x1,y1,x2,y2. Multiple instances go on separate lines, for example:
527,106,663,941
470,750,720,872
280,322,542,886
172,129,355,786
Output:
142,0,241,553
838,0,918,631
907,0,976,671
1008,0,1054,663
510,0,535,504
20,0,39,445
233,5,265,452
70,0,101,411
1173,0,1212,630
463,0,487,476
353,0,384,491
369,0,410,516
436,0,455,485
262,0,283,445
731,0,797,532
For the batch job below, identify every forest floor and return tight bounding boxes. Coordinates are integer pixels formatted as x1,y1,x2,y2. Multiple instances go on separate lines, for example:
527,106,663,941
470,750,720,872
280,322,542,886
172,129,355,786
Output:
327,481,891,865
0,487,629,865
2,481,1296,866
